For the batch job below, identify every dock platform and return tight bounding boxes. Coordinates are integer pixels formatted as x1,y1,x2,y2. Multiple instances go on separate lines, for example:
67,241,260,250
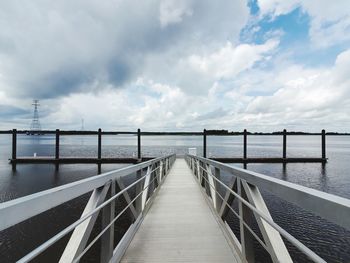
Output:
0,153,349,262
121,158,240,262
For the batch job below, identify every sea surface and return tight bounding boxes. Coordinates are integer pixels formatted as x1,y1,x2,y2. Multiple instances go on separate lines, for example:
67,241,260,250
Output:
0,134,349,262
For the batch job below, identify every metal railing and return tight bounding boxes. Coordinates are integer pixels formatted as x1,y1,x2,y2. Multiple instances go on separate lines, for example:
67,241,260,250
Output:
0,154,176,262
185,154,350,263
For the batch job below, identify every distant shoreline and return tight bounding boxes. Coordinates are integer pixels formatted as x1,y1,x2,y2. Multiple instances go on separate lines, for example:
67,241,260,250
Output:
0,130,349,136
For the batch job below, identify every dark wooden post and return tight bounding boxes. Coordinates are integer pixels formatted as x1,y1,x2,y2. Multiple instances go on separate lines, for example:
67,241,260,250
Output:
55,129,60,159
322,129,326,159
98,128,102,160
55,129,60,171
283,129,287,159
98,128,102,173
137,128,141,160
243,129,247,159
203,129,207,158
12,129,17,170
12,129,17,160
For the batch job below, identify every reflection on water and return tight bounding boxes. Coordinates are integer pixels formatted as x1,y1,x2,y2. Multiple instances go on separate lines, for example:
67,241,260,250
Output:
0,134,349,262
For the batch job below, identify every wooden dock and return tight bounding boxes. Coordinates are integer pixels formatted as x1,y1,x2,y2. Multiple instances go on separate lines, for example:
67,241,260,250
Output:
6,128,328,171
121,159,240,262
213,157,327,163
10,156,154,164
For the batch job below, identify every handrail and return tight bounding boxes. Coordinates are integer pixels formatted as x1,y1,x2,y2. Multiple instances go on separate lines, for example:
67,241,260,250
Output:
0,154,176,262
196,162,325,263
72,173,161,263
18,166,162,262
0,154,174,232
189,154,350,230
186,154,350,263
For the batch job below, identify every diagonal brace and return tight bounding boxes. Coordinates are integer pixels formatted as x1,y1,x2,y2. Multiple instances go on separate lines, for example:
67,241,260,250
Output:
59,182,110,263
241,180,292,263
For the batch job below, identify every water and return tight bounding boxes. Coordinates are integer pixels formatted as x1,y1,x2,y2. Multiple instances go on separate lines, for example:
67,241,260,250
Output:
0,134,349,262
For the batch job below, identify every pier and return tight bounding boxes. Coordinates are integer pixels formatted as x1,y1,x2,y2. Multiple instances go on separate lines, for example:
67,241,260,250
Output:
0,154,349,262
121,158,239,262
2,128,328,171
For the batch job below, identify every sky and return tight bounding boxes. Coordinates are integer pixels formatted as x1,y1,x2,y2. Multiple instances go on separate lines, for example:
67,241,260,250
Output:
0,0,349,132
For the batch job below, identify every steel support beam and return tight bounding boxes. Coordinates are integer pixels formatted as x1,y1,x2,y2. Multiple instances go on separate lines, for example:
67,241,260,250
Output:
59,183,110,263
241,180,292,263
219,176,237,218
116,177,138,219
100,180,116,263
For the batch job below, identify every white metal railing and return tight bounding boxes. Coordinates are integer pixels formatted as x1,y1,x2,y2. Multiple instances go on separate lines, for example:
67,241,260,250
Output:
185,154,350,263
0,154,176,262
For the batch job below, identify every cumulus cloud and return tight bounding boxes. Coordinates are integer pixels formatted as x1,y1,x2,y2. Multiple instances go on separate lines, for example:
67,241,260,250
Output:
258,0,300,17
238,49,350,131
188,39,278,78
159,0,193,28
0,0,249,99
257,0,350,47
0,0,349,132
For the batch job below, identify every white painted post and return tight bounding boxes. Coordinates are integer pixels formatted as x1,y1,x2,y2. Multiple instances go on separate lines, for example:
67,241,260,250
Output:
196,160,201,180
206,164,217,209
135,169,142,214
238,178,255,262
214,167,221,213
59,184,110,263
101,180,115,263
141,165,152,210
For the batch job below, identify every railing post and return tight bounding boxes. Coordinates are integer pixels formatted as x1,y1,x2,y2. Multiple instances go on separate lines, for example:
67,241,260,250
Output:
158,161,162,184
137,128,141,160
283,129,287,159
238,178,255,262
165,159,168,174
55,129,60,159
98,128,102,159
214,167,221,212
55,129,60,171
203,129,207,158
101,180,115,263
198,161,203,186
135,169,142,214
322,129,326,159
243,129,247,159
98,128,102,173
196,160,201,180
12,129,17,171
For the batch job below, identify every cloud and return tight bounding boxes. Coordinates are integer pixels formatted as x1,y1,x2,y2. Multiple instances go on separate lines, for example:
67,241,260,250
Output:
257,0,350,47
0,0,349,132
258,0,300,17
188,39,278,79
0,105,28,119
159,0,193,28
0,0,249,99
239,48,350,131
195,108,228,121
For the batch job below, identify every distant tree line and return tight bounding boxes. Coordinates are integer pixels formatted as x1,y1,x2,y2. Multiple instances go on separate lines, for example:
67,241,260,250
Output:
205,130,350,135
